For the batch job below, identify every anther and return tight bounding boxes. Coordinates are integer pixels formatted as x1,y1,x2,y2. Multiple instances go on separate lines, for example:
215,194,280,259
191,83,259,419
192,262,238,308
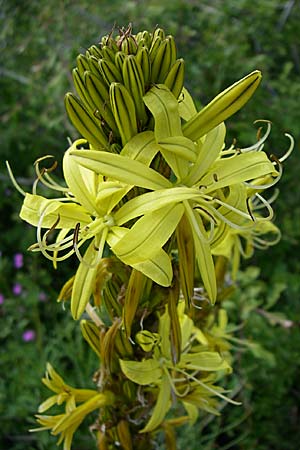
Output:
270,153,281,166
246,198,255,222
73,223,80,248
44,160,58,173
256,126,263,141
194,205,217,225
48,214,61,233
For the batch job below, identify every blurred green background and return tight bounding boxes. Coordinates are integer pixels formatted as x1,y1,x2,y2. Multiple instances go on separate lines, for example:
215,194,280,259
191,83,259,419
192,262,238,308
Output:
1,1,299,449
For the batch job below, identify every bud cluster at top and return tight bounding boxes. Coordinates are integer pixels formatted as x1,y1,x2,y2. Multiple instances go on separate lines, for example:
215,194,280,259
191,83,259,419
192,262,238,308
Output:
65,24,185,149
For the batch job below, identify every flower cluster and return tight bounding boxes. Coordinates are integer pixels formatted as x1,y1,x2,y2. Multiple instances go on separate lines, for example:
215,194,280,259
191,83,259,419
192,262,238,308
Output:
11,25,292,449
30,364,113,450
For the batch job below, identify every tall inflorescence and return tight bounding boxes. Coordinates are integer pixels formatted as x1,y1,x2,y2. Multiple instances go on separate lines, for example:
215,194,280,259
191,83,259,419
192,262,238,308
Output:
12,24,293,450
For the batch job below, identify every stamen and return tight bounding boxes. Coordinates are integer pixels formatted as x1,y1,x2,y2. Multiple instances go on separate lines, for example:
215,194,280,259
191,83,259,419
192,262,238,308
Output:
43,173,69,192
48,214,61,234
35,204,87,264
44,160,58,173
254,193,274,221
194,205,217,225
33,155,68,194
239,121,272,153
237,236,252,259
191,294,210,310
163,366,190,398
279,133,294,162
253,232,281,248
5,161,26,196
204,201,255,230
252,188,279,210
139,309,148,331
34,155,56,166
174,367,241,405
243,163,282,190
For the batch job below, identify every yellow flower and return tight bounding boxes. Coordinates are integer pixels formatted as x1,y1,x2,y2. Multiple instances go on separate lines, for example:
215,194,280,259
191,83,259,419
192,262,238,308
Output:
18,141,176,318
72,85,281,304
30,364,114,450
120,301,236,433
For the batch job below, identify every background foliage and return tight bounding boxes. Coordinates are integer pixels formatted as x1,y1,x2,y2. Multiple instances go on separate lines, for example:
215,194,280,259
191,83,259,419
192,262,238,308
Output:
1,1,299,449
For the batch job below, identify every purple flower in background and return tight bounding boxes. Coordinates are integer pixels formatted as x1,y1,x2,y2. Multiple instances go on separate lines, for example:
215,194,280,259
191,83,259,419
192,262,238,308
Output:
38,291,47,302
12,283,22,295
0,293,4,305
22,329,36,342
13,253,23,269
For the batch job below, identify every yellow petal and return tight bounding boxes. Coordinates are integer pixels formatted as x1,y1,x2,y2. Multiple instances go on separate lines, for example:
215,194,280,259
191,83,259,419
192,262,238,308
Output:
184,123,226,186
121,130,160,165
20,194,90,228
71,240,98,320
143,84,182,139
70,149,172,190
111,203,184,265
119,358,162,385
63,143,97,214
140,374,171,433
107,227,173,286
200,152,277,193
114,186,201,226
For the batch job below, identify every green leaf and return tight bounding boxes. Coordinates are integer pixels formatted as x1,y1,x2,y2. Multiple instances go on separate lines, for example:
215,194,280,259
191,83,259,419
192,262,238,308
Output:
159,145,189,181
143,85,191,180
168,280,181,365
183,388,221,415
123,269,147,337
132,250,173,287
158,307,171,360
119,358,162,385
176,214,195,307
70,150,172,190
179,303,195,349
